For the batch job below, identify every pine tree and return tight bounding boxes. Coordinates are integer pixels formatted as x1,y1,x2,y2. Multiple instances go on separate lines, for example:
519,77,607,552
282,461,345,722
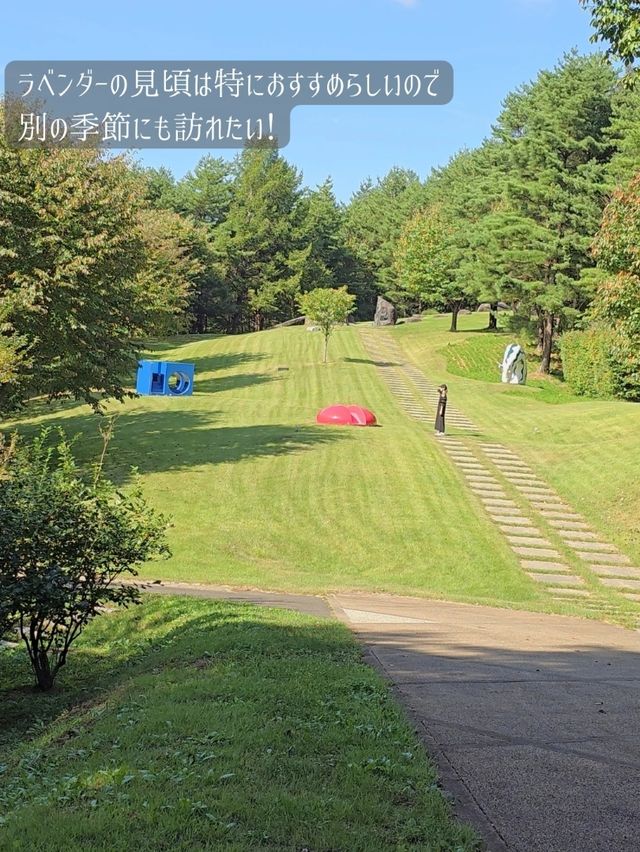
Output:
343,168,424,315
489,53,618,371
212,145,305,331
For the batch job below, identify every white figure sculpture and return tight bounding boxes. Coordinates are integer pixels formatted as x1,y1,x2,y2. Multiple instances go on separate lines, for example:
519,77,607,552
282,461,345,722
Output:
500,343,527,384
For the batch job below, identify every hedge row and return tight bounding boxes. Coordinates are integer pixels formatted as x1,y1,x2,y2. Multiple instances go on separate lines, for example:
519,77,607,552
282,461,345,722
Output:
560,327,640,401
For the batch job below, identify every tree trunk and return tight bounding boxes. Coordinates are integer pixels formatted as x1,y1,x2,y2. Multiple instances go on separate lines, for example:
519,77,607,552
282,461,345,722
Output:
539,312,554,374
487,303,498,330
450,305,460,332
323,333,329,363
34,649,55,691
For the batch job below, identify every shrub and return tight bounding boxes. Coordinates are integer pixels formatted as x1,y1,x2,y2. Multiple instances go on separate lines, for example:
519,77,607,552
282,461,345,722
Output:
560,328,616,399
0,427,169,690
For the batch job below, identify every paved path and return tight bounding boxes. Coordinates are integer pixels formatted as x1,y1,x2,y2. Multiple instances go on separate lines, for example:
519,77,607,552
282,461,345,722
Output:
330,593,640,852
143,582,640,851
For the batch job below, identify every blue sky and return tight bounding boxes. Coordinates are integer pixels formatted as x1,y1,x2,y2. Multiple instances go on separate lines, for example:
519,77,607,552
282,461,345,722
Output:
2,0,596,201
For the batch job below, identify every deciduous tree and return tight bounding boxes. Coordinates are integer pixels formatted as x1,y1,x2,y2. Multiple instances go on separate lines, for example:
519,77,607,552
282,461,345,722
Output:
0,427,169,690
299,286,356,362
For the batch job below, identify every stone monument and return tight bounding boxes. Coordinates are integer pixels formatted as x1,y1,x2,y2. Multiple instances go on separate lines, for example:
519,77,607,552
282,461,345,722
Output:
374,296,397,326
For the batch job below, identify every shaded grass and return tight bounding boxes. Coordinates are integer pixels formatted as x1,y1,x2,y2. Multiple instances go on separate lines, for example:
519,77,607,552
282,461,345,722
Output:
0,597,478,851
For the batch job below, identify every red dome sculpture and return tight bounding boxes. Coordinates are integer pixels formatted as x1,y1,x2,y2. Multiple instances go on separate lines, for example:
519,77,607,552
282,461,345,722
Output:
316,404,377,426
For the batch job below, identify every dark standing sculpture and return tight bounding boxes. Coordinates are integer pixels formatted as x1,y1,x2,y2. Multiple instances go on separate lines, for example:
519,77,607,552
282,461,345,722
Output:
435,384,447,434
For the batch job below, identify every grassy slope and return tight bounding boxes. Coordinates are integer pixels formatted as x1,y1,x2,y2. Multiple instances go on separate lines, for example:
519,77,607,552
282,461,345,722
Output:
395,314,640,566
4,325,538,609
0,597,477,851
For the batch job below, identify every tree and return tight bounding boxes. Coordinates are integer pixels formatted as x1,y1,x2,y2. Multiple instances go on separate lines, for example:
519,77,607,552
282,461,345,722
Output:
0,427,169,690
136,208,207,336
489,53,617,371
213,145,306,331
607,84,640,184
0,129,148,413
580,0,640,84
418,142,511,329
171,155,235,225
394,207,469,330
298,179,354,293
298,286,356,362
343,168,424,316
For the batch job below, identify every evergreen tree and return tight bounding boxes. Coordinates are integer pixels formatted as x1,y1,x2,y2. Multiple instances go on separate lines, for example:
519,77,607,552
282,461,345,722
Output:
171,155,235,225
607,84,640,184
212,145,306,331
343,168,424,316
419,142,511,328
489,53,618,371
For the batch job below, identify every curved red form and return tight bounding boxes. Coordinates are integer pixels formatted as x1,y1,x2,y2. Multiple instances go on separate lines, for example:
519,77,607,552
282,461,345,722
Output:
316,404,377,426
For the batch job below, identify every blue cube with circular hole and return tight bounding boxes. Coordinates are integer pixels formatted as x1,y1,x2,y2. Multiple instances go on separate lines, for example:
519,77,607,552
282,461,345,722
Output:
136,361,195,397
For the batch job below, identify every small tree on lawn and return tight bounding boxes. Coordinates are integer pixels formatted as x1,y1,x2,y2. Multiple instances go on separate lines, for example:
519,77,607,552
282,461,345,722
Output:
0,427,169,690
299,286,356,362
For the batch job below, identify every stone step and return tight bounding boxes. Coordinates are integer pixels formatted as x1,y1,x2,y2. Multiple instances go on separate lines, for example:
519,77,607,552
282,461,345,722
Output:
556,529,598,542
540,511,584,522
524,493,562,504
500,524,540,537
575,551,631,566
565,540,617,553
521,559,572,573
513,546,561,559
490,514,532,526
548,519,591,531
528,573,585,586
482,499,520,509
492,460,531,469
601,577,640,591
551,588,592,598
623,593,640,603
506,535,553,547
530,501,571,512
589,565,640,579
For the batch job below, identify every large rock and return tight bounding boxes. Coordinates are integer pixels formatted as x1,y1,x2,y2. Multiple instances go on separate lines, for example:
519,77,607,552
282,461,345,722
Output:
374,296,397,326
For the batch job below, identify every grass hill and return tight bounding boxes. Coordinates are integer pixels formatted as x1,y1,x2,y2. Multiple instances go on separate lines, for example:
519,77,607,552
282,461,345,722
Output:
6,313,640,621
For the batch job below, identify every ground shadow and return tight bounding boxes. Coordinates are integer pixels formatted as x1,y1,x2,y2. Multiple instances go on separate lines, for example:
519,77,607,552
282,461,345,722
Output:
188,351,269,375
193,371,276,395
343,357,402,368
101,417,350,483
349,620,640,851
7,409,349,484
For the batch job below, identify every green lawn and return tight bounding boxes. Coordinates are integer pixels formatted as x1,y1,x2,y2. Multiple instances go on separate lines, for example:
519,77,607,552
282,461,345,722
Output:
395,313,640,569
0,596,478,851
2,325,539,610
3,318,639,624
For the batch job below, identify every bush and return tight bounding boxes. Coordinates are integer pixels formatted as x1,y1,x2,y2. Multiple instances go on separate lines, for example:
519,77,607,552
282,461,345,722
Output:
608,332,640,401
560,328,616,398
0,427,169,690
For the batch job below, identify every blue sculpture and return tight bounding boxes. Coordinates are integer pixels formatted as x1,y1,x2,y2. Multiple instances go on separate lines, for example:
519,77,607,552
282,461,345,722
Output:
136,361,195,397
